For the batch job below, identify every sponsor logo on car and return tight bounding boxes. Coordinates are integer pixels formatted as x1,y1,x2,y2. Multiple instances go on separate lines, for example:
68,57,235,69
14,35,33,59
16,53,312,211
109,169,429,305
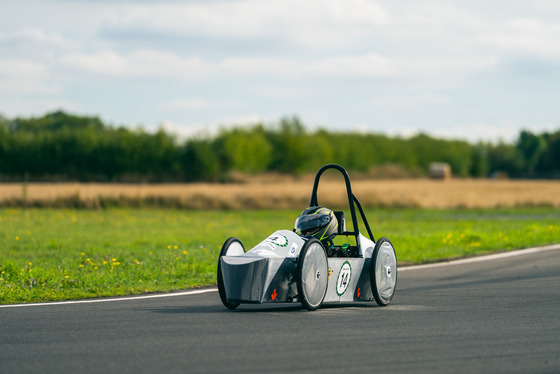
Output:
289,242,298,256
266,234,289,248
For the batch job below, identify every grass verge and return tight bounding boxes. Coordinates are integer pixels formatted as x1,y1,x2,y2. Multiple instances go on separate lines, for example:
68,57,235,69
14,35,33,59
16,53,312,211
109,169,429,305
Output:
1,207,559,304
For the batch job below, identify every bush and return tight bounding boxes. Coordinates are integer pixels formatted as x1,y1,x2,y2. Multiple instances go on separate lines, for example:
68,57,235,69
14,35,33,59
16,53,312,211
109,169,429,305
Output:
0,110,559,181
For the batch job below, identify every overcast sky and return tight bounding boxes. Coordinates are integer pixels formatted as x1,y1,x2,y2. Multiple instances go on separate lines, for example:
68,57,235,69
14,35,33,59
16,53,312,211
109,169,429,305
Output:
2,0,559,142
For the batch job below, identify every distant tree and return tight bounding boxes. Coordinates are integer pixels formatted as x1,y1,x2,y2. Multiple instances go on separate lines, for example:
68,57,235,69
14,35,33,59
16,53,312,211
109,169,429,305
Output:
10,110,104,133
331,133,384,172
265,117,306,174
1,110,559,182
134,128,181,180
470,143,489,177
301,130,335,171
221,125,272,173
487,142,524,177
181,138,226,182
535,130,560,177
516,130,546,174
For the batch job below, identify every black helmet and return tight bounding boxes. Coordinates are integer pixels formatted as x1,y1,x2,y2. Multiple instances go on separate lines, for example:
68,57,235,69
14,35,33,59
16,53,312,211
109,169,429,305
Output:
294,206,338,242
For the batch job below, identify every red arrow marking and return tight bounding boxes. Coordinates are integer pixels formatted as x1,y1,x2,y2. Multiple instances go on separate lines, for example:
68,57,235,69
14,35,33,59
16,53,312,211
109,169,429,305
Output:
271,289,277,301
357,288,361,298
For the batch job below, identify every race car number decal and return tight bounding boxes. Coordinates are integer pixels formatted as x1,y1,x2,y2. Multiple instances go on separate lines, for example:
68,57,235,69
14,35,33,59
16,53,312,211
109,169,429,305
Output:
336,261,352,296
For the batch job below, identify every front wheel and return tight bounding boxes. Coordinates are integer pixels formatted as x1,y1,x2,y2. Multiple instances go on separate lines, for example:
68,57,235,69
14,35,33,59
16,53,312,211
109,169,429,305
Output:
217,237,245,310
370,237,397,306
297,239,328,311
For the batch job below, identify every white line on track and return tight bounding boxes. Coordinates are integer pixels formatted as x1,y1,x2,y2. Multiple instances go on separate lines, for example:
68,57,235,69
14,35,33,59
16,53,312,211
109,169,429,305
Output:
0,288,217,308
398,243,560,271
2,244,559,308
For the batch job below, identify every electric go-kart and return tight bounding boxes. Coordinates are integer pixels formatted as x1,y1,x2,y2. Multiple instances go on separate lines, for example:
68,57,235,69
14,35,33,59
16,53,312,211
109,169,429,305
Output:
217,164,397,311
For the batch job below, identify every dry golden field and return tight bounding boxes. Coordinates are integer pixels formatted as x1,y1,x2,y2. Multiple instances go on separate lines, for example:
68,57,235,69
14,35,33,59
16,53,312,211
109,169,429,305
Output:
1,178,560,209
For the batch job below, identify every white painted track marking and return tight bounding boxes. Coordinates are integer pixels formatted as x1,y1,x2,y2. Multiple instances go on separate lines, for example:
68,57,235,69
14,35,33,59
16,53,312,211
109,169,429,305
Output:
398,243,560,272
0,288,217,308
2,244,559,308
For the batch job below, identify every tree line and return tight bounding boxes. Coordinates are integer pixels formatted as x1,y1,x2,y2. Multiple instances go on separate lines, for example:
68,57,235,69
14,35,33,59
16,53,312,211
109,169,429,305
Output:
0,111,558,182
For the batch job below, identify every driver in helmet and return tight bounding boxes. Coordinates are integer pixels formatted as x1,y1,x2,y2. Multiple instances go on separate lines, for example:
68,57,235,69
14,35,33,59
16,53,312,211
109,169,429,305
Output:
294,207,338,253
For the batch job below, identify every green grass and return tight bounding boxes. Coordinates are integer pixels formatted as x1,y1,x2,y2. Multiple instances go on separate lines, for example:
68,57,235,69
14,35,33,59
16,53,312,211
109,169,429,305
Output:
1,208,559,304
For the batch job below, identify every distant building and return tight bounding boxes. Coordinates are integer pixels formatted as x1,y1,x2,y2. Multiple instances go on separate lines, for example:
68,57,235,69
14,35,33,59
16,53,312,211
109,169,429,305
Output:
429,162,452,180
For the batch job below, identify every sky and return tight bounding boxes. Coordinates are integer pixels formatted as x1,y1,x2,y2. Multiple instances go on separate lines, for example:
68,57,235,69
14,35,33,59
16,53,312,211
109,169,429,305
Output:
1,0,560,142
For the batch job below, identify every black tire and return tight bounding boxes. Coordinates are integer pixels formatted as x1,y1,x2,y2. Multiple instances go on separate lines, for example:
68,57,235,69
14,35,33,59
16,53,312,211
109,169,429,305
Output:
370,237,397,306
297,239,328,311
217,237,245,310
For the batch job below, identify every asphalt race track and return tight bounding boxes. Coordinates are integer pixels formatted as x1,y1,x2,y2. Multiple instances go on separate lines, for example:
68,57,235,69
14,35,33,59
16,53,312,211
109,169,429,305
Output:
2,246,559,374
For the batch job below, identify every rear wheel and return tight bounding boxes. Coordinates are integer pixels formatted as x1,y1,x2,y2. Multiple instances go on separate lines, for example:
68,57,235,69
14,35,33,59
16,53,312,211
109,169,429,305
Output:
217,237,245,310
297,239,328,311
370,237,397,306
